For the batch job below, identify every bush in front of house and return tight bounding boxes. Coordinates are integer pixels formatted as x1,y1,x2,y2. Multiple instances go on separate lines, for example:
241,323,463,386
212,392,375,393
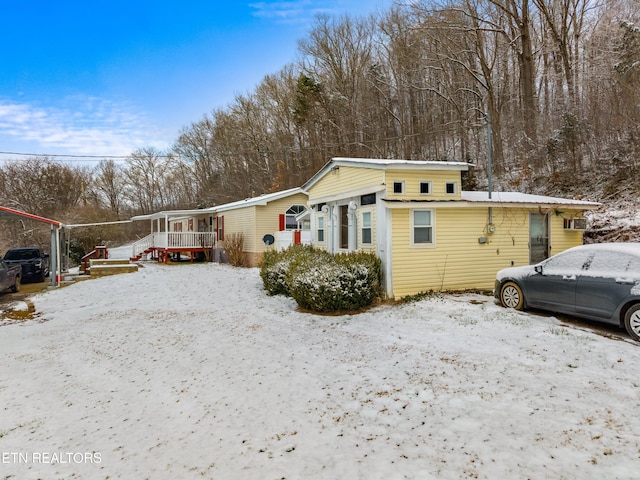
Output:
222,233,245,267
259,245,325,296
259,246,383,313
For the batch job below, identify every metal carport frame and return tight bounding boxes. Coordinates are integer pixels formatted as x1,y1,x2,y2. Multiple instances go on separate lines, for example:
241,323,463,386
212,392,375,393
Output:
0,206,65,287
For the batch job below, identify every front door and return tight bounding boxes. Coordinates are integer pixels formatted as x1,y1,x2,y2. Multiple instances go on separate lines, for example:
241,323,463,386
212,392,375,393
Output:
340,205,349,249
529,212,549,264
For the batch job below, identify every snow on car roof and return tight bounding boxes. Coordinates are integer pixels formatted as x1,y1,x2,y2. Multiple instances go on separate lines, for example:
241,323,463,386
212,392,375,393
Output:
567,242,640,257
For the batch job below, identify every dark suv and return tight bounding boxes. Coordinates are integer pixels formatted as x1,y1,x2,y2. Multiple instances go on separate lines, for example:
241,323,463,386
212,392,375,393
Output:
3,247,50,283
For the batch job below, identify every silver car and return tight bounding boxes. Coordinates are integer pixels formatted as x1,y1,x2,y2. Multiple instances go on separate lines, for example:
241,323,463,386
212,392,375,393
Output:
495,243,640,341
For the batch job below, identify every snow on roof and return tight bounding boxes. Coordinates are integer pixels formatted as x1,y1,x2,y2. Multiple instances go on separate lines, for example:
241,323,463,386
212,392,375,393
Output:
461,191,601,208
131,188,305,221
210,187,304,213
331,157,471,168
303,157,471,191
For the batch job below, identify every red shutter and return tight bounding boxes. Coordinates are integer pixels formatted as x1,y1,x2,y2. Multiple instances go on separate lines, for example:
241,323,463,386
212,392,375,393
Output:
294,230,301,245
279,214,285,231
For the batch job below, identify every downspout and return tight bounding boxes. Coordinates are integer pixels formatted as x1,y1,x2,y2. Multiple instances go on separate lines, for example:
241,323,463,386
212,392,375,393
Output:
487,111,493,225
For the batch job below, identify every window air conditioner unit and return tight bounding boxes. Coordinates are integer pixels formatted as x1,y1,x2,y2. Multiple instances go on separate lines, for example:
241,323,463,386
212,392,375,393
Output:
572,218,587,230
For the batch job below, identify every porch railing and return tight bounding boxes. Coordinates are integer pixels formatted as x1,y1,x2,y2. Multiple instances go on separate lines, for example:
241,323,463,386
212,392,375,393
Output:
132,232,216,259
274,230,311,250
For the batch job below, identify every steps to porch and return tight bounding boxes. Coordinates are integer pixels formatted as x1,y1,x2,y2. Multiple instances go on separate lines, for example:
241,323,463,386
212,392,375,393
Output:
87,258,139,277
79,246,139,277
129,232,216,264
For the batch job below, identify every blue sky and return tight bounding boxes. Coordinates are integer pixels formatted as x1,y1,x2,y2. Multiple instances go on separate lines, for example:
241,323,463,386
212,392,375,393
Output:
0,0,391,162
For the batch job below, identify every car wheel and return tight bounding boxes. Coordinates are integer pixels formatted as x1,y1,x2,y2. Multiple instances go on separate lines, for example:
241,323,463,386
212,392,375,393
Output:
11,276,20,293
500,281,524,310
624,304,640,342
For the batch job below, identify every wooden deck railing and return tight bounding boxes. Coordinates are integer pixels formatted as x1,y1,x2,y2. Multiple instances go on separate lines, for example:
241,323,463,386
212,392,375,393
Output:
131,232,216,259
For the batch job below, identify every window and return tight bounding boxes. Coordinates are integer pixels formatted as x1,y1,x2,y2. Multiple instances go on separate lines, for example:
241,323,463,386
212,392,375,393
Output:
412,210,433,245
361,193,376,205
445,182,457,194
419,181,432,195
361,211,372,245
285,205,306,230
317,216,325,243
587,252,640,275
393,181,404,194
216,216,224,241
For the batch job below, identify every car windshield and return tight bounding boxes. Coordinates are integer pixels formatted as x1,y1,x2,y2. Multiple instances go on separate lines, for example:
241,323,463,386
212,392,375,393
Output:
4,249,39,260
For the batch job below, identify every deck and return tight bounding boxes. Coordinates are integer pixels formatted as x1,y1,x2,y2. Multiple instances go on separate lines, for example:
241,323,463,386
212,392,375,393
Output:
131,232,216,262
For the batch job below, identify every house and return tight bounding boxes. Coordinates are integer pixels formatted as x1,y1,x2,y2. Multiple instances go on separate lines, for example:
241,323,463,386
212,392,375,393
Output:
131,187,309,267
208,187,309,267
130,208,217,263
302,158,600,299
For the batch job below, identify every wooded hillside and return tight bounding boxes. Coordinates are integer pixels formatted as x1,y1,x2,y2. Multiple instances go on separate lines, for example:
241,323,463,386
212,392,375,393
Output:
1,0,639,252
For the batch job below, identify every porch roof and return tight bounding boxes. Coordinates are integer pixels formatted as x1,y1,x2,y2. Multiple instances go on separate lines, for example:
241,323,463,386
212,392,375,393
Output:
131,209,211,222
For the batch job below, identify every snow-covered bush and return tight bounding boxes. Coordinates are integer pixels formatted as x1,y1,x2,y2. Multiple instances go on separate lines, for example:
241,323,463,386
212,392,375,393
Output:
259,245,323,296
259,246,383,312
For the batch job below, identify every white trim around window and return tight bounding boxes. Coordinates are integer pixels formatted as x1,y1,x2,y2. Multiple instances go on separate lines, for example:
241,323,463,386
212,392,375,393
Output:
419,180,432,195
392,180,405,194
445,181,458,195
410,209,435,247
361,210,373,246
317,215,325,243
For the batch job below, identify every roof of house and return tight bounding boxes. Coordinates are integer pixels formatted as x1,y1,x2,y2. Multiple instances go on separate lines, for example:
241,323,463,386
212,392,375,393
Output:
130,188,306,222
209,187,305,213
131,208,212,222
303,157,472,191
461,191,601,208
382,191,600,209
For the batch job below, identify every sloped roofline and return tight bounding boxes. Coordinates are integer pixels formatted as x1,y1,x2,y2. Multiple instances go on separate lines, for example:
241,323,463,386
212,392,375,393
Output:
131,187,306,221
209,187,305,213
0,206,64,227
302,157,472,192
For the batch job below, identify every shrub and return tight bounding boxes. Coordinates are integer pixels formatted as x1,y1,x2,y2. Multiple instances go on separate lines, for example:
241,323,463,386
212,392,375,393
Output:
259,246,383,313
259,245,323,296
222,233,245,267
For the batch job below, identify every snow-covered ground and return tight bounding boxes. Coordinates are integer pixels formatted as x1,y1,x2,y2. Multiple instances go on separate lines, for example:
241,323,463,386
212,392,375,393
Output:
1,261,639,480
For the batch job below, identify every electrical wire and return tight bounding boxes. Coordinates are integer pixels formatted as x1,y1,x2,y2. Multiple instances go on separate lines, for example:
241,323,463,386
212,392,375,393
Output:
0,151,173,161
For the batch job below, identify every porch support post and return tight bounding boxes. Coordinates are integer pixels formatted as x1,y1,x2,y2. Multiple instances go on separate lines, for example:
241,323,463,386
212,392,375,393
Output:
347,201,357,251
50,224,57,287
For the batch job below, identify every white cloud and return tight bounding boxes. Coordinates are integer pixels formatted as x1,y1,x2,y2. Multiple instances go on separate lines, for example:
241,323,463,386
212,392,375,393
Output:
0,96,171,157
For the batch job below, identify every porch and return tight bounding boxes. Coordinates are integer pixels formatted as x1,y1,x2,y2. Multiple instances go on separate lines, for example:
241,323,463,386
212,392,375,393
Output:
130,231,216,263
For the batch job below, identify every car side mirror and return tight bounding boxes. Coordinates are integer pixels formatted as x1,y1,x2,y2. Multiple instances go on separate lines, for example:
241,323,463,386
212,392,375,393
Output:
534,265,543,274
